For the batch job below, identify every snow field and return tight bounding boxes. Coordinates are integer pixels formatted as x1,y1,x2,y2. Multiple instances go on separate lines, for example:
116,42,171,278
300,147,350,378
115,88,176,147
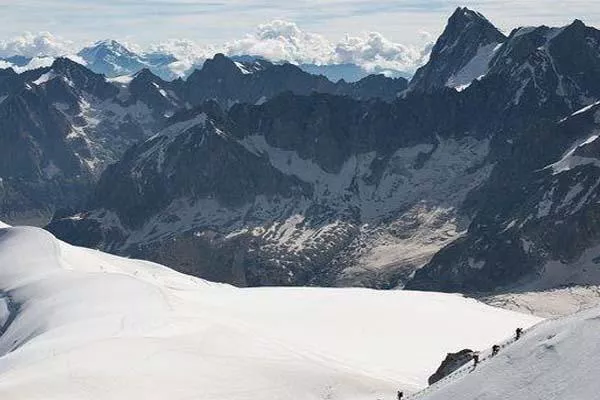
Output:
0,224,541,399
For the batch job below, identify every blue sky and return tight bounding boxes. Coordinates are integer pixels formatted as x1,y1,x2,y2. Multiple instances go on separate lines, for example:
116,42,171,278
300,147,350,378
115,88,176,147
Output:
2,0,600,46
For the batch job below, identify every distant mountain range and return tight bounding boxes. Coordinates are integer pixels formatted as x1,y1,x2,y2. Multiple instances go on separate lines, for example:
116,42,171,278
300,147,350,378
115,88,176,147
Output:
0,39,412,83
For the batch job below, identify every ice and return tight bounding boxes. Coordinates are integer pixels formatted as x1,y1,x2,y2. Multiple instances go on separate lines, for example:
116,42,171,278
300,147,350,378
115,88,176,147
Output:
234,61,253,74
546,134,600,174
0,224,541,399
570,101,600,117
108,75,134,84
33,71,56,85
446,43,501,90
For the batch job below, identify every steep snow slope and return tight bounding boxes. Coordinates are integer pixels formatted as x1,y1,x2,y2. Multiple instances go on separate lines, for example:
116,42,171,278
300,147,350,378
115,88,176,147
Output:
0,223,540,399
445,42,501,90
418,305,600,400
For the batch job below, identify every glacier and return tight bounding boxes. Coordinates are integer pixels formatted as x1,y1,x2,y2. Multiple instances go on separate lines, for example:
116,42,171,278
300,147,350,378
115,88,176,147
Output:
0,222,540,399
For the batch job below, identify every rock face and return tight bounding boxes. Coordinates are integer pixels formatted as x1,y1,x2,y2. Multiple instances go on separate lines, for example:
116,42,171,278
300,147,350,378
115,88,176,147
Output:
46,90,492,286
0,58,158,225
407,19,600,293
428,349,474,385
408,101,600,292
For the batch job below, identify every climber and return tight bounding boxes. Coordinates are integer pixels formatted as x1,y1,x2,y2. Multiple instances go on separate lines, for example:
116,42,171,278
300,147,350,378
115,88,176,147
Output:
397,390,404,400
492,344,500,356
472,352,480,368
515,327,523,340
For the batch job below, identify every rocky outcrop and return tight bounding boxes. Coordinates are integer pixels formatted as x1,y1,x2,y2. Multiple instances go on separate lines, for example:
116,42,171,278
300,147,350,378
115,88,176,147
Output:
428,349,475,385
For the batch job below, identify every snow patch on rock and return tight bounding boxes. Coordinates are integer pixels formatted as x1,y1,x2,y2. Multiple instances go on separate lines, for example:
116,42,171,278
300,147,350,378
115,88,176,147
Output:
446,42,502,90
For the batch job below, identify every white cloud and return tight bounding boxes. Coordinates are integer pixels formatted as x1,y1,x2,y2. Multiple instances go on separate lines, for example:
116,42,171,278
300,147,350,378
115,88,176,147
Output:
0,56,65,73
15,56,55,71
225,20,334,64
0,32,75,58
333,32,430,73
147,39,218,77
224,20,430,74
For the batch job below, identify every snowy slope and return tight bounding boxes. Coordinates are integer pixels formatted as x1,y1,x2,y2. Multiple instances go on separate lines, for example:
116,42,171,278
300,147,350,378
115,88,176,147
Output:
418,305,600,400
445,42,501,90
0,223,540,399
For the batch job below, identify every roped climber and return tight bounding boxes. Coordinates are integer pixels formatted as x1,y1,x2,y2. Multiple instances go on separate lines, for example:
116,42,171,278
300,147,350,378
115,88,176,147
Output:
492,344,500,356
515,327,523,340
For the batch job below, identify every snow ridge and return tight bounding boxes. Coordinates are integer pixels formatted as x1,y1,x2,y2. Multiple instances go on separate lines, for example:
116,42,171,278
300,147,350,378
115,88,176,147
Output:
418,306,600,400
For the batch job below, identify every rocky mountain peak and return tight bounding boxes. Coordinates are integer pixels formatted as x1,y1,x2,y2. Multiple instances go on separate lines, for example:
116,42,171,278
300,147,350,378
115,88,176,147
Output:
46,57,119,100
132,67,160,83
447,7,492,28
50,57,85,73
78,40,147,78
79,39,139,60
198,53,245,78
409,7,506,92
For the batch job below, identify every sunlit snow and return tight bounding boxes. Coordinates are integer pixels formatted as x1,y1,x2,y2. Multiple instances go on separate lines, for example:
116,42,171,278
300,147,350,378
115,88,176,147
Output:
0,223,540,399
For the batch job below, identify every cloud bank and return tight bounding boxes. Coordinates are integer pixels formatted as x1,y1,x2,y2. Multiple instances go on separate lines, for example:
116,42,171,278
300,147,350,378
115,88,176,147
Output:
225,20,334,64
0,32,75,58
223,20,430,73
1,21,432,77
158,20,430,75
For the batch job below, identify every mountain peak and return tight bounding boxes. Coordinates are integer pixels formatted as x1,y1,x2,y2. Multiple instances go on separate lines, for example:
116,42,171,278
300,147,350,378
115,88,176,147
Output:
199,53,242,77
409,8,506,92
133,67,157,80
86,39,135,55
559,18,588,38
439,8,505,51
51,56,86,73
449,7,490,25
78,40,146,78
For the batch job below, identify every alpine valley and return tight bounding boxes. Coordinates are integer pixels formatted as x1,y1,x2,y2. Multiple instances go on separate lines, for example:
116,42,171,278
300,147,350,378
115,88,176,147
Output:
2,7,600,301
